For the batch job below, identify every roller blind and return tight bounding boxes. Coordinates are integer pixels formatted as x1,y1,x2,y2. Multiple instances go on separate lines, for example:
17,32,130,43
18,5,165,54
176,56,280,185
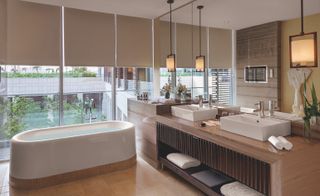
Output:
117,15,152,67
209,28,232,68
6,0,61,65
176,23,193,68
65,8,115,66
193,26,207,66
153,19,161,68
158,21,174,68
0,0,6,64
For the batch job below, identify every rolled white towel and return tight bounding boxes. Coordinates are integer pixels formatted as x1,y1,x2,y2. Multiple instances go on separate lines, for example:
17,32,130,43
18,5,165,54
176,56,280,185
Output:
221,181,264,196
167,153,200,169
277,136,293,151
268,136,284,150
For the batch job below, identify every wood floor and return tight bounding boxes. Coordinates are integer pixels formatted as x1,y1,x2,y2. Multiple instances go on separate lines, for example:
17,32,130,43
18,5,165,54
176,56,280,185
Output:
0,157,204,196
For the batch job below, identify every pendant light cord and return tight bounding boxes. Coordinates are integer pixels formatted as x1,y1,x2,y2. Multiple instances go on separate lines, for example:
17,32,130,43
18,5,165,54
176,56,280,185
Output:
197,5,203,56
170,2,173,54
301,0,304,35
199,7,202,56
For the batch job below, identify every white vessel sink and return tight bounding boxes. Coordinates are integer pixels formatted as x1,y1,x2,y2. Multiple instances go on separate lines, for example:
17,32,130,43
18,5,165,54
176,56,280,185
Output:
199,104,240,111
220,114,291,141
171,105,218,121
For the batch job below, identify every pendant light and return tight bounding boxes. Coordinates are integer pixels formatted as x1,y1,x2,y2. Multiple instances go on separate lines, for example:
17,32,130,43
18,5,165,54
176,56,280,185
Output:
195,5,205,72
289,0,317,68
166,0,176,72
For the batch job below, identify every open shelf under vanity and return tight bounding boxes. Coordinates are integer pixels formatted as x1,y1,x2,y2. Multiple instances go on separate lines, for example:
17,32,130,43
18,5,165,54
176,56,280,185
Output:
158,143,234,196
156,122,270,196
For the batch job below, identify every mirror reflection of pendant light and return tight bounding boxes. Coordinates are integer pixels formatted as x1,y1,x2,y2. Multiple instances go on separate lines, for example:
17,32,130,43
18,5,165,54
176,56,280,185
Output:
166,0,176,72
289,0,317,68
195,5,205,72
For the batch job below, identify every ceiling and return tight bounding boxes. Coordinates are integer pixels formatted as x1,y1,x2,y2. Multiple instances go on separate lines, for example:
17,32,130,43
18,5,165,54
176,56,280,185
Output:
23,0,320,30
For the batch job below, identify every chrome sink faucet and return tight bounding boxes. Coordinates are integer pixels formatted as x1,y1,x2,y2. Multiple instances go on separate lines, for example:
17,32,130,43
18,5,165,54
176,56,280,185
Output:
208,94,215,107
268,100,275,117
198,95,203,108
255,101,265,118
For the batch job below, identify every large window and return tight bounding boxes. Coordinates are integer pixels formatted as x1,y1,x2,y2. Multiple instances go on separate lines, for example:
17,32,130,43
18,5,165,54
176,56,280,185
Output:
63,66,113,125
0,65,60,160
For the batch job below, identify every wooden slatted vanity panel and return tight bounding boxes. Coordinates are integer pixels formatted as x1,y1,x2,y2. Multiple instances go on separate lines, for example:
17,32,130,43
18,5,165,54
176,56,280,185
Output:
157,123,270,195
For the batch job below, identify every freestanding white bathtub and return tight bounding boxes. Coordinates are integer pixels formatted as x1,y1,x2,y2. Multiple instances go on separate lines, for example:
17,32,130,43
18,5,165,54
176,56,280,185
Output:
10,121,136,189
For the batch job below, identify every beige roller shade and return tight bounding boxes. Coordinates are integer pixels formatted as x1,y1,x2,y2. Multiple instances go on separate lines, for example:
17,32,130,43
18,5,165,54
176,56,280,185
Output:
6,0,61,65
153,19,161,68
157,21,175,68
193,26,208,66
209,28,232,68
65,8,115,66
117,15,152,67
159,21,170,68
176,23,193,68
0,0,6,64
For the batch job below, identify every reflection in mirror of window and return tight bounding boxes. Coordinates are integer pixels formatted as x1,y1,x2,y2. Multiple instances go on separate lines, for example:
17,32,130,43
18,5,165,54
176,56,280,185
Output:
160,68,232,104
115,67,153,121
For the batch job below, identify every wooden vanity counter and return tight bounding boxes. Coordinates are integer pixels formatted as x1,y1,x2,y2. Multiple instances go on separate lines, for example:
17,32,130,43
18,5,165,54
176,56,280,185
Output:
127,99,194,167
156,114,320,196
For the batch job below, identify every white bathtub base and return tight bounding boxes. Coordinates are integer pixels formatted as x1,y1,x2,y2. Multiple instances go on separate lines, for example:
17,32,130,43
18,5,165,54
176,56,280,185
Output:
10,155,136,190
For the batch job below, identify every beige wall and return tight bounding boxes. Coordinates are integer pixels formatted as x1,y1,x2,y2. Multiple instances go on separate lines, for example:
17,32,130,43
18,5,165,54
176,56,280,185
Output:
0,0,7,64
281,13,320,112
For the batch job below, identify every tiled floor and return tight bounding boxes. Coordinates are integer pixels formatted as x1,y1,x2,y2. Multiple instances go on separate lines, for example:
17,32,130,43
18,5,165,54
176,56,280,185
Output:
0,157,204,196
0,147,10,161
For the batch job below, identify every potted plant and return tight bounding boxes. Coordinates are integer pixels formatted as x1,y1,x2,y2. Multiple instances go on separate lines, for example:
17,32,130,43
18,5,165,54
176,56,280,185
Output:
303,78,320,138
161,83,171,99
175,83,187,100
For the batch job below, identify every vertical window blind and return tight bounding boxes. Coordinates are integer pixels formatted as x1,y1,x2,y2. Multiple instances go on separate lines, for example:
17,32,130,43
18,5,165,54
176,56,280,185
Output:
210,69,232,104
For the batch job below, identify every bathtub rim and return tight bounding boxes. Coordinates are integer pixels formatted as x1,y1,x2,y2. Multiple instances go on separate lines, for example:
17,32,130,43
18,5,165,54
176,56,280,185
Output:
11,121,135,143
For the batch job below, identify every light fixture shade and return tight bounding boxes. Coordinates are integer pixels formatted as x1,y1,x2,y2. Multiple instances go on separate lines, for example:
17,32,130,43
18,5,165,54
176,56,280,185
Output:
166,54,176,72
195,55,205,72
289,32,317,68
292,39,315,64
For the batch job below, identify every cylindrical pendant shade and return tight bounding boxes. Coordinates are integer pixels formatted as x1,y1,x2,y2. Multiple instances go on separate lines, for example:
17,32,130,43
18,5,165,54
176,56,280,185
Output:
6,0,61,65
65,8,115,66
195,55,205,72
166,54,176,72
117,15,152,67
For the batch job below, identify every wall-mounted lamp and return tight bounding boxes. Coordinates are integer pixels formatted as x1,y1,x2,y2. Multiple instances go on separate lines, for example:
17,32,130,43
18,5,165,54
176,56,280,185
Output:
289,0,318,68
195,5,205,72
166,0,176,72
